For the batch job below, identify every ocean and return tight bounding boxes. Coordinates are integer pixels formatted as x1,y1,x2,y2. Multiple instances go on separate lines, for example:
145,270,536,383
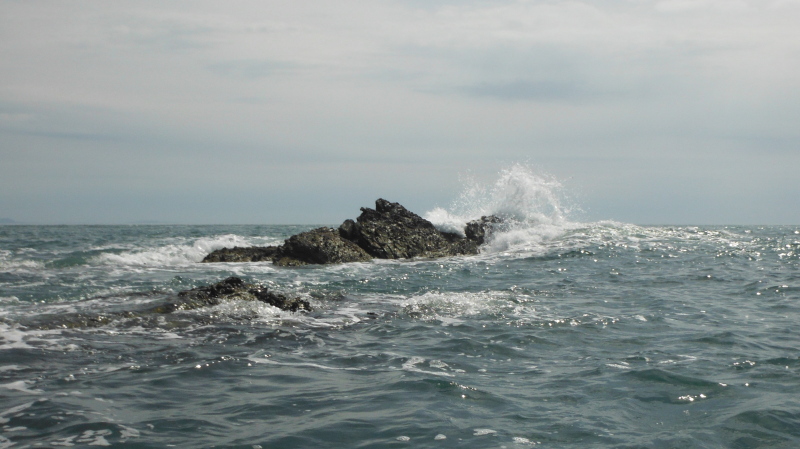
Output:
1,169,799,448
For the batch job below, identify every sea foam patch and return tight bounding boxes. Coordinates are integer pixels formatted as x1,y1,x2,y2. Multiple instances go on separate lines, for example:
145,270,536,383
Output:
401,291,516,320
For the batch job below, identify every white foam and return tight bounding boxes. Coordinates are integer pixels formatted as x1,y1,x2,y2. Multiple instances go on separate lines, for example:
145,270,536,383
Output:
425,207,469,236
401,291,513,320
247,355,363,371
92,234,280,267
0,323,73,351
484,221,577,254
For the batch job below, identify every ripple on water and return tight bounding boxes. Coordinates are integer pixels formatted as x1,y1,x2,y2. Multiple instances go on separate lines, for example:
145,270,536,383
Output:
625,368,722,388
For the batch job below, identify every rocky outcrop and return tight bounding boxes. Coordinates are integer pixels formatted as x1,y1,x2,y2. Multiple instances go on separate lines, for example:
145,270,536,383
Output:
340,199,476,259
202,199,503,265
152,276,311,313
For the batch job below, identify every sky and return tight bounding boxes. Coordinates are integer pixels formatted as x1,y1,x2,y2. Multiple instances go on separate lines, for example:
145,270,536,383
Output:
1,0,798,225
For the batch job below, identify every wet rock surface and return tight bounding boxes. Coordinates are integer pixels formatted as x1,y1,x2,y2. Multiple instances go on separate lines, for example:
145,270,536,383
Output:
203,199,500,265
160,276,311,312
343,198,478,259
273,227,372,266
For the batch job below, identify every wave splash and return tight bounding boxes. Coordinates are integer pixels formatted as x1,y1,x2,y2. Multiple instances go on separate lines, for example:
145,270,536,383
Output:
424,164,575,253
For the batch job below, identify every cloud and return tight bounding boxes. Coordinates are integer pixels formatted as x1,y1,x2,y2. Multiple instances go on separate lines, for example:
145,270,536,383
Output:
461,80,603,102
0,112,34,123
0,0,798,224
206,59,299,79
655,0,750,13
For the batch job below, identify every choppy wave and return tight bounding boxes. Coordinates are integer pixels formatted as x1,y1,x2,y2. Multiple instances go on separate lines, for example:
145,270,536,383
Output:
2,168,800,448
0,249,45,272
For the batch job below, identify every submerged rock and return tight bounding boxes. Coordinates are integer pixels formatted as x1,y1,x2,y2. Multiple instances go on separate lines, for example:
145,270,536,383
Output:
155,276,311,312
202,199,502,265
23,277,310,330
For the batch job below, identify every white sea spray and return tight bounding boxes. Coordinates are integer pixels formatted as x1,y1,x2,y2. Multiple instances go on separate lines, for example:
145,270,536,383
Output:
425,164,577,255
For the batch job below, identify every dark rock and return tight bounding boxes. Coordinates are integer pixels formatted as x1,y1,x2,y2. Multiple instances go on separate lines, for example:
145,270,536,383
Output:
202,246,279,263
465,215,503,245
200,199,498,265
343,198,479,259
338,219,359,241
273,227,372,266
153,276,311,313
252,289,310,312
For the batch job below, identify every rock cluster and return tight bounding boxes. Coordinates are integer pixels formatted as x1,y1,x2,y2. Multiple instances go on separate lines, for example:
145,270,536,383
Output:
202,199,501,266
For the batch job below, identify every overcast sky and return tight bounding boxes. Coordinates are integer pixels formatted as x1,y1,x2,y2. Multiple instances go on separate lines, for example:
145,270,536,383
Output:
1,0,798,225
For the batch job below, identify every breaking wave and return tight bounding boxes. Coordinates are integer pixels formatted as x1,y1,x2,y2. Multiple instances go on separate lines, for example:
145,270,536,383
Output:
92,234,280,267
424,164,578,253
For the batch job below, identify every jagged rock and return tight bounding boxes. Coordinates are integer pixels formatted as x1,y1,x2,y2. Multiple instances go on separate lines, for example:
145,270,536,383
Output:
201,199,501,265
465,215,503,245
273,227,372,266
202,246,279,263
343,199,478,259
153,276,311,312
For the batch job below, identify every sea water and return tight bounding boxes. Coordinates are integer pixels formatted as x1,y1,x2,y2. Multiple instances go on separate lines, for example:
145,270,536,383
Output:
1,166,799,448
